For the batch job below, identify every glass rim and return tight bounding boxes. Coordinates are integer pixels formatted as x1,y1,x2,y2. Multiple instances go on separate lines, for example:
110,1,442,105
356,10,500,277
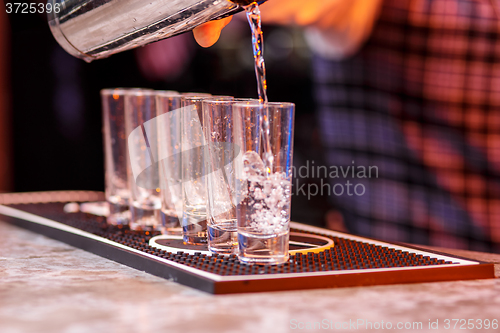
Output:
202,97,259,105
181,92,212,97
232,101,295,108
182,95,233,102
100,88,154,96
123,90,157,97
155,90,182,98
201,99,239,106
234,98,260,102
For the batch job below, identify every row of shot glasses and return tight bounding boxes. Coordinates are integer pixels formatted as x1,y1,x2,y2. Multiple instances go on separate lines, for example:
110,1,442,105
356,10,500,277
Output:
101,89,294,265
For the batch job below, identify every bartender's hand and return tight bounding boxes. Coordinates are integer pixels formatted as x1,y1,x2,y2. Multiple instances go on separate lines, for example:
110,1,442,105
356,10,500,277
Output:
193,16,233,47
257,0,380,29
193,0,382,55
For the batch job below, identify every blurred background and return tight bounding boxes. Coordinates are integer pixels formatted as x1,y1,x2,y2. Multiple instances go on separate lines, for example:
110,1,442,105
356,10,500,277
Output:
2,0,500,253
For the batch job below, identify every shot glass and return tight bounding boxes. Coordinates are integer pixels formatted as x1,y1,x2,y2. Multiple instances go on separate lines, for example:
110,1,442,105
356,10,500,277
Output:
203,98,245,254
125,89,162,231
233,101,295,265
155,91,183,234
101,88,147,226
180,94,232,245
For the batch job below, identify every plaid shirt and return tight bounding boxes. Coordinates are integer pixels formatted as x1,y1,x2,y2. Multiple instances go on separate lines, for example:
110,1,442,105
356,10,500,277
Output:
315,0,500,253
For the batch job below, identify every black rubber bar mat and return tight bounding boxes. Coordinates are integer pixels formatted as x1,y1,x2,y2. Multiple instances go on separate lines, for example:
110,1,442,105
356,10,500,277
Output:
0,192,495,294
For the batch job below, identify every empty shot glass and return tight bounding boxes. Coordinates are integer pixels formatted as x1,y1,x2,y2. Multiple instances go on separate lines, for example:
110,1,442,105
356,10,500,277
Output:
125,89,162,231
233,101,295,265
155,91,183,234
203,98,244,254
180,94,232,245
101,88,147,226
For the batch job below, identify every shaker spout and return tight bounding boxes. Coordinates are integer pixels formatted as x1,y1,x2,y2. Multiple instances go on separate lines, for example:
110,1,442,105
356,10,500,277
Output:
47,0,267,61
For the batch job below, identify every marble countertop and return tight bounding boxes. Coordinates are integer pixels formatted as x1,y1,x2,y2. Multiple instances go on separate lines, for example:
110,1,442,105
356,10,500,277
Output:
1,221,500,333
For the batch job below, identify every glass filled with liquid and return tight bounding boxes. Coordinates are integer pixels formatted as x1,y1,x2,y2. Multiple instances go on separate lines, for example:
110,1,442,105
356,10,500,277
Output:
233,101,295,265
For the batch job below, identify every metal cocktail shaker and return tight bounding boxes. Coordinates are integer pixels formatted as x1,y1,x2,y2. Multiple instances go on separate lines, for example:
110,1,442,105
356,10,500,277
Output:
47,0,261,62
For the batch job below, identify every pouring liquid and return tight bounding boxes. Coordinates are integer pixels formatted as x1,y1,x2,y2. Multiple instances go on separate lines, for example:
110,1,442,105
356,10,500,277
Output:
244,2,273,176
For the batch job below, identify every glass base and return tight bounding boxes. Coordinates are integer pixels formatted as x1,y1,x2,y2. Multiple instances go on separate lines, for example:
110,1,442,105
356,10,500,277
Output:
161,210,181,235
208,222,237,255
237,231,289,265
130,206,160,231
107,202,130,226
182,208,207,244
182,229,208,245
237,254,289,265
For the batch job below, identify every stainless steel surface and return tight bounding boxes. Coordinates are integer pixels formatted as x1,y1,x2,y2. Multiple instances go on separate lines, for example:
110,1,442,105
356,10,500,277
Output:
47,0,246,62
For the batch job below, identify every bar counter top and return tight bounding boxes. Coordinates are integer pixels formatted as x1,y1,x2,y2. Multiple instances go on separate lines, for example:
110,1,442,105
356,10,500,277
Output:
1,220,499,333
